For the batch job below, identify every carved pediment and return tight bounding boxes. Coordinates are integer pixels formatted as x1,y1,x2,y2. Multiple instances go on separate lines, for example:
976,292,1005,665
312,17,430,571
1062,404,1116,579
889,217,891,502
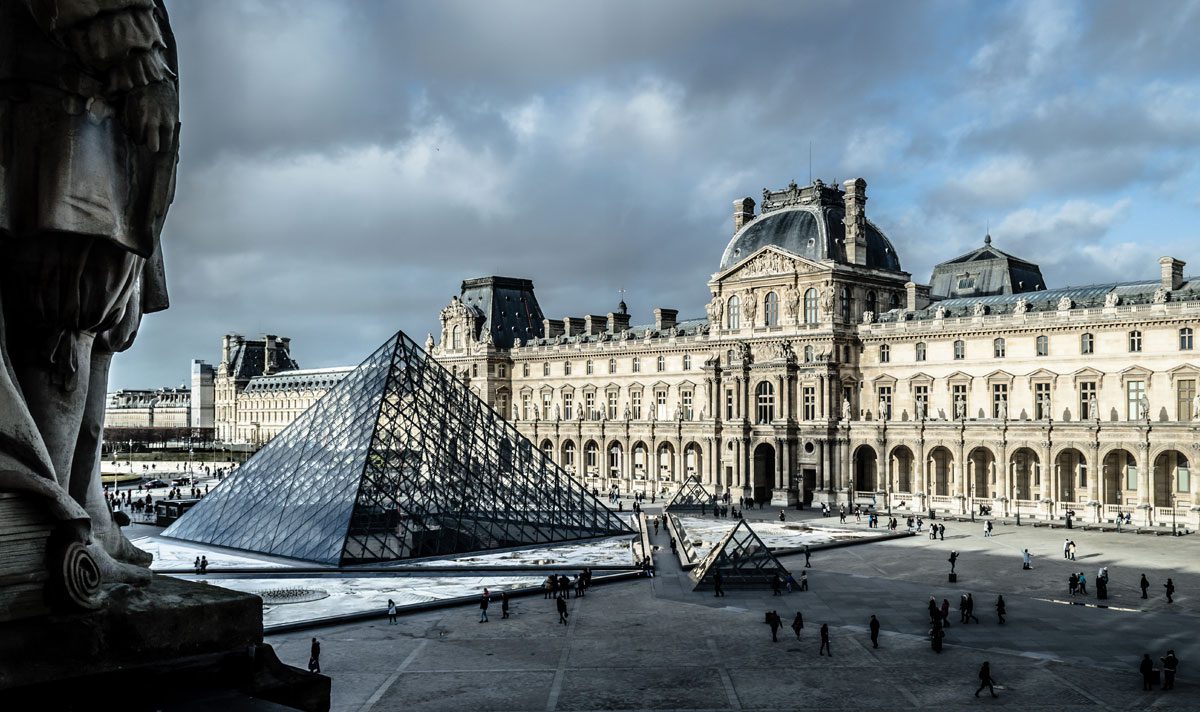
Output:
1166,363,1200,382
1119,364,1154,383
715,246,823,282
984,369,1015,382
1023,368,1059,384
1071,366,1104,384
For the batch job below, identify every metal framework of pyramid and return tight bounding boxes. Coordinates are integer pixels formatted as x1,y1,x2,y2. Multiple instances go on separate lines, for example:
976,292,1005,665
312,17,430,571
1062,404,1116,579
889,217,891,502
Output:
664,476,713,512
689,519,790,590
164,330,632,566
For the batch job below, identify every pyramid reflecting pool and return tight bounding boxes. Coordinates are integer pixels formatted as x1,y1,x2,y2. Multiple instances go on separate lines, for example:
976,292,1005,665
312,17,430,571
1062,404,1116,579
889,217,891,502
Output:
164,330,631,565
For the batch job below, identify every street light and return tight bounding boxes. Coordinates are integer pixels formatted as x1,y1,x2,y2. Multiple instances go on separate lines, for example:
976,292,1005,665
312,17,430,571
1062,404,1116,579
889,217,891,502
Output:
1172,491,1178,536
1015,485,1021,526
970,476,976,522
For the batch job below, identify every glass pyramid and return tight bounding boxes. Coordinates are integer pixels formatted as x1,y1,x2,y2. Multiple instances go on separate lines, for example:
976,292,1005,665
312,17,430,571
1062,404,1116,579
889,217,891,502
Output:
689,519,790,591
664,476,713,513
164,330,632,566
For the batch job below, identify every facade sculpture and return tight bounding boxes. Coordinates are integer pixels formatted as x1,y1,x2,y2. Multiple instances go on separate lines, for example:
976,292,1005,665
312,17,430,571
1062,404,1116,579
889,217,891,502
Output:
0,0,180,603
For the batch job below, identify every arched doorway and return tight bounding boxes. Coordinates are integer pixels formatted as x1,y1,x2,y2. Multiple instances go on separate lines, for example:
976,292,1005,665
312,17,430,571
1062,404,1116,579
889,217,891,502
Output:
631,442,648,479
607,441,624,482
890,445,915,493
1101,448,1137,509
1009,447,1040,504
1055,448,1087,503
853,445,878,492
928,446,954,497
657,442,676,484
967,446,995,500
752,443,775,504
1153,450,1190,508
561,440,576,475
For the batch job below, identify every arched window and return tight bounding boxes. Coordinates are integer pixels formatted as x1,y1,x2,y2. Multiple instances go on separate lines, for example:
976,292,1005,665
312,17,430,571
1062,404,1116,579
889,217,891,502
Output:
1080,333,1094,355
543,362,550,377
755,381,775,423
451,325,462,350
803,288,819,324
879,344,890,363
541,439,554,459
993,338,1006,358
608,443,622,477
804,345,814,362
608,358,616,374
585,441,598,473
953,340,965,360
915,342,927,362
764,291,779,327
656,355,665,372
586,359,594,375
866,290,877,317
890,293,901,310
1036,335,1049,356
840,287,852,322
1129,330,1142,352
727,295,741,329
562,441,576,468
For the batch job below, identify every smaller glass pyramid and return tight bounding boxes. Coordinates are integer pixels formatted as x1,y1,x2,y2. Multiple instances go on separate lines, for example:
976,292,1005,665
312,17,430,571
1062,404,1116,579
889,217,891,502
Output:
664,476,713,512
690,519,790,590
164,330,632,565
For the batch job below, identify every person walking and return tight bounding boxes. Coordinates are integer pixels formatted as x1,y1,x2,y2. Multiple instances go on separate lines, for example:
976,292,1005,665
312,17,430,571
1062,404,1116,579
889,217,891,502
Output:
818,623,831,656
1069,540,1077,561
1164,578,1175,603
996,595,1006,625
501,592,510,619
779,509,786,522
940,598,951,629
966,593,979,623
1141,573,1150,599
1022,549,1033,570
714,569,725,597
556,594,569,625
791,611,804,640
772,573,782,596
804,544,811,568
928,596,940,625
768,611,781,642
939,524,946,541
193,556,201,575
654,517,660,536
949,551,958,574
798,571,808,591
1140,653,1155,691
1161,649,1178,690
975,661,998,698
387,599,397,625
1063,538,1071,559
930,620,944,653
308,638,321,674
959,593,969,624
200,556,208,574
1069,572,1078,596
479,590,490,623
1078,571,1087,596
869,614,880,649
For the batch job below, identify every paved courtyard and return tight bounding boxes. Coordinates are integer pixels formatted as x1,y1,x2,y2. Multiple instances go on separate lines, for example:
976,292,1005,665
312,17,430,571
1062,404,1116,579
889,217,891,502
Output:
268,507,1199,711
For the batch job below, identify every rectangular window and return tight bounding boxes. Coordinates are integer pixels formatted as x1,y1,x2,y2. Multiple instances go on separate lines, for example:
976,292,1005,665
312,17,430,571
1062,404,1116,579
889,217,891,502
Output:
523,363,530,377
1126,456,1138,491
564,361,572,376
498,364,507,377
1178,379,1196,422
1126,380,1145,421
954,340,965,360
585,392,596,420
1182,328,1194,351
992,383,1008,418
607,393,618,420
952,384,967,417
522,394,531,420
562,392,573,420
656,391,668,420
542,393,552,420
1034,382,1051,420
631,391,642,420
803,387,816,420
1129,330,1142,352
878,386,892,419
880,345,890,363
682,391,693,419
725,389,735,420
632,358,641,373
914,385,929,418
1079,381,1096,420
1179,465,1191,494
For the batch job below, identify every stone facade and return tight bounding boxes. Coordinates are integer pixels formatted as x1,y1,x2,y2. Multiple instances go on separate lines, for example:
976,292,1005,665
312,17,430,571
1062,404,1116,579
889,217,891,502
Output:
429,178,1200,527
105,388,192,429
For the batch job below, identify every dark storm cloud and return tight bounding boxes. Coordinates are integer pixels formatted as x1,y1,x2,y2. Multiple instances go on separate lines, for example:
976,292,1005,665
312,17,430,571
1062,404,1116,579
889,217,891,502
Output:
109,0,1200,388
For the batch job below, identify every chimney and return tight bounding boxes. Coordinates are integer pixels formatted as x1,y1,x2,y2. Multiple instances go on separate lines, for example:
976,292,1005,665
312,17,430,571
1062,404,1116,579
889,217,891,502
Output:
905,282,917,312
1160,256,1185,291
583,315,607,335
263,334,277,375
733,197,756,234
543,318,565,339
608,311,631,333
654,308,678,332
561,317,581,337
843,178,868,265
221,334,232,365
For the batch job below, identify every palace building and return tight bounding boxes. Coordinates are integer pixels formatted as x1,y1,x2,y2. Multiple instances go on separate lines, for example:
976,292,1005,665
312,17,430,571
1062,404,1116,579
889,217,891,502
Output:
430,178,1200,527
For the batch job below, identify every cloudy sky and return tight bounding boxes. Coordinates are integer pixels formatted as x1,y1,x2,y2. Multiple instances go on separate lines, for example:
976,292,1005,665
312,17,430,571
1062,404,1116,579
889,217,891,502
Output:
112,0,1200,389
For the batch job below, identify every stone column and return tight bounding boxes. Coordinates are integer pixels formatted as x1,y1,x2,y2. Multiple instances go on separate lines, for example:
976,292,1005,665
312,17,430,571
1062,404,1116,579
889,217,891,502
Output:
1087,442,1101,522
1137,442,1152,526
913,442,927,512
1040,439,1053,519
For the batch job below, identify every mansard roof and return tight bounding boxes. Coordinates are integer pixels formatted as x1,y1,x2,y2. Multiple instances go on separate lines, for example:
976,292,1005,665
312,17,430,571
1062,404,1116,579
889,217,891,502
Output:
928,235,1046,299
460,276,546,348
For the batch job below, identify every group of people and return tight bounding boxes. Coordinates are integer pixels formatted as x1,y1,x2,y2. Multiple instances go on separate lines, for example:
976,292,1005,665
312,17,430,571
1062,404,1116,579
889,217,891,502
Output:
927,523,948,540
762,609,833,655
1140,650,1180,691
542,570,593,600
927,593,1006,652
191,556,209,574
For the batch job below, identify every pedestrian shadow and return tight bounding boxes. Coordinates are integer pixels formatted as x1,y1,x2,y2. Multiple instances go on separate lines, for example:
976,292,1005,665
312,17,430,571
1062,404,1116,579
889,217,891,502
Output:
1076,553,1101,560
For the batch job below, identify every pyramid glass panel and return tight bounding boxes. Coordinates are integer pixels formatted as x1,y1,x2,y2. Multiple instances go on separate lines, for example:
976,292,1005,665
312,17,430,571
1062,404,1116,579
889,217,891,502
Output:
164,331,631,565
689,519,790,590
664,476,714,513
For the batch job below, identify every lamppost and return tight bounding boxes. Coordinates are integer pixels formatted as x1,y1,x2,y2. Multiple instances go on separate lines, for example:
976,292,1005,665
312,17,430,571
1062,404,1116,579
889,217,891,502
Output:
970,476,976,522
1015,485,1021,526
1172,491,1178,536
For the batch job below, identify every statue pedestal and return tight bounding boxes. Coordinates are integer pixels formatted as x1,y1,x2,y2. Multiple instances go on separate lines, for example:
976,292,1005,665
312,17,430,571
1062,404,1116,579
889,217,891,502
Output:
770,488,797,507
0,575,329,710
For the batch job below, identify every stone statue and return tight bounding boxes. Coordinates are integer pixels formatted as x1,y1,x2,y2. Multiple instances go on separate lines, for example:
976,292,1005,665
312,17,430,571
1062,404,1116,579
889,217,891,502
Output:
783,286,801,320
1139,395,1150,420
513,337,522,348
1104,292,1120,308
973,302,986,317
934,305,946,319
861,311,875,324
741,290,757,323
1153,288,1169,304
424,333,435,351
819,283,835,314
555,405,561,421
0,0,181,598
1057,296,1073,311
1089,395,1099,421
842,398,852,420
998,398,1008,420
1013,298,1029,315
954,398,966,420
513,405,520,420
623,404,631,421
705,294,723,324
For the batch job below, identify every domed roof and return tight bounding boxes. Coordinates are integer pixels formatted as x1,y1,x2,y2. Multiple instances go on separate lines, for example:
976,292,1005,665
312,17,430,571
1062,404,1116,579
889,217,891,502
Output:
719,205,901,272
